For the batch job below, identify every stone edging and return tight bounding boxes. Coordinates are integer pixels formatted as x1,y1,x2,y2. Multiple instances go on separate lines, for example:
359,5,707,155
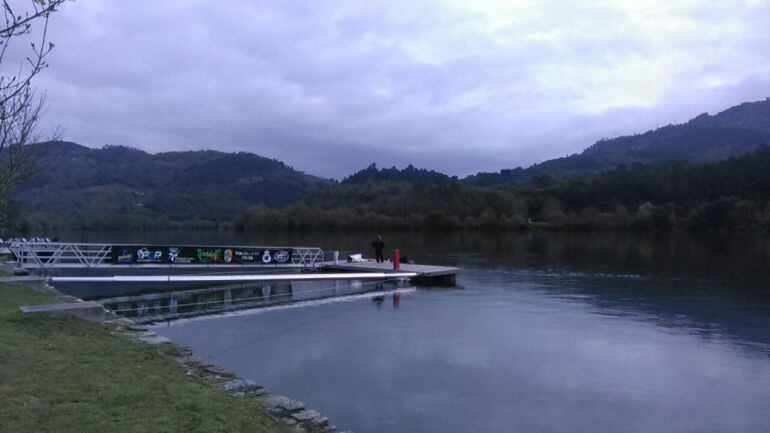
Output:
104,317,350,433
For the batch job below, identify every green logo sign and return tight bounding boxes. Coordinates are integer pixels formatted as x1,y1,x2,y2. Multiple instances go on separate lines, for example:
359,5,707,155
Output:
196,248,221,263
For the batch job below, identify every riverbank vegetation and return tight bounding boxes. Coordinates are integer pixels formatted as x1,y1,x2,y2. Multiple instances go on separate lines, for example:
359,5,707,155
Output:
233,147,770,233
6,144,770,235
0,283,288,433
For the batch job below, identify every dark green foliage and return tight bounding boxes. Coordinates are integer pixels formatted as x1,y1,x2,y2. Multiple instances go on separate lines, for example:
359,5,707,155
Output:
234,148,770,233
9,141,333,230
342,163,453,185
688,198,738,232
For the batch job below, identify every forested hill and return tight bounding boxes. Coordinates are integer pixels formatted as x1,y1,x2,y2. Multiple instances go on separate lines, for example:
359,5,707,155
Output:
465,97,770,186
342,163,453,185
10,98,770,231
10,141,333,228
234,147,770,232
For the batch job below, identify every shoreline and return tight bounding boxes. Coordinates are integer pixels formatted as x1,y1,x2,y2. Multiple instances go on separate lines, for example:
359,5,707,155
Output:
113,319,338,432
0,277,346,433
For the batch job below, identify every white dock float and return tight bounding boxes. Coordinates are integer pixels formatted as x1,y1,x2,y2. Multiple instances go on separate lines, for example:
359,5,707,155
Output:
49,272,419,284
322,261,459,285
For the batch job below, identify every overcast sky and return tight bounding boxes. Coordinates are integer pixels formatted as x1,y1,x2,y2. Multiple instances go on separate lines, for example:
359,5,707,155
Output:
26,0,770,178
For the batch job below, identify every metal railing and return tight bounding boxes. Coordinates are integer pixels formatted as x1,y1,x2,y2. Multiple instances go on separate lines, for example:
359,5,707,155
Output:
9,242,325,269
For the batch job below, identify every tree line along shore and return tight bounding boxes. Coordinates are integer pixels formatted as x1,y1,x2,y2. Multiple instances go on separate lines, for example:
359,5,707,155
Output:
6,147,770,234
232,147,770,233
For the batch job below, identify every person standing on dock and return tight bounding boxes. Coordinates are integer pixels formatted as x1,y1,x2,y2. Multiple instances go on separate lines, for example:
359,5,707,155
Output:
371,235,385,263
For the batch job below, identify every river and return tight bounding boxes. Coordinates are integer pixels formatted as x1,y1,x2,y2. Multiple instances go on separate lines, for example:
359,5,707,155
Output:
60,230,770,432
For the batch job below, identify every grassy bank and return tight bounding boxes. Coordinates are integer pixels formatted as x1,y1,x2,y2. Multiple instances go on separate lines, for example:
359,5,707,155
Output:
0,283,288,433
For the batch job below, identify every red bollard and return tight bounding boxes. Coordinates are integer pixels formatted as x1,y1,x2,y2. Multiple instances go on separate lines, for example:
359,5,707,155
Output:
393,249,400,270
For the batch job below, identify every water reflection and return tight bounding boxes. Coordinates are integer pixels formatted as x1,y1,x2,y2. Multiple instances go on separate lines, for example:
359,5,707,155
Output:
154,268,770,433
42,230,770,432
101,278,409,323
506,268,770,355
47,229,770,352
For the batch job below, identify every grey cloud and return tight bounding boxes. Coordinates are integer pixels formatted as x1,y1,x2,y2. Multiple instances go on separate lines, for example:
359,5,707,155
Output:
27,0,770,178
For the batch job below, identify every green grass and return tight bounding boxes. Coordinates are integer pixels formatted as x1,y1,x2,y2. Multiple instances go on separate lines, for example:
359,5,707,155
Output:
0,284,289,433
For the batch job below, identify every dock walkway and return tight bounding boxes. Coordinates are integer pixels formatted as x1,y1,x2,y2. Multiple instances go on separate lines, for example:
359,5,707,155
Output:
322,261,459,285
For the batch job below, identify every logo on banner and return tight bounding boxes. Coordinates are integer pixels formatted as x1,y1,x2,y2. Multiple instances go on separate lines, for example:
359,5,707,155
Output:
262,250,272,263
274,250,290,263
197,248,221,263
234,249,258,261
167,247,195,264
136,247,163,262
224,249,233,263
117,247,133,263
168,248,180,262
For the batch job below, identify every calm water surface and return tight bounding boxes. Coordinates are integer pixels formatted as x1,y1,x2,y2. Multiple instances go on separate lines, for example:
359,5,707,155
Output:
65,230,770,432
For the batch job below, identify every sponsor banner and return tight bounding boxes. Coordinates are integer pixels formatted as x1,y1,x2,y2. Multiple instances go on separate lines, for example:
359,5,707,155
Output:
111,246,294,265
168,247,197,264
219,248,294,264
114,246,136,264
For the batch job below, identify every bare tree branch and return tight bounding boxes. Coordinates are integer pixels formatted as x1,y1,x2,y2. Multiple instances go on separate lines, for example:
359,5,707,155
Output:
0,0,67,228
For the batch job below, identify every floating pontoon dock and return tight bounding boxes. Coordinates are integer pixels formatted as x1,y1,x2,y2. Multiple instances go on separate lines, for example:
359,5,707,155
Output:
10,241,459,321
8,242,323,269
7,241,459,286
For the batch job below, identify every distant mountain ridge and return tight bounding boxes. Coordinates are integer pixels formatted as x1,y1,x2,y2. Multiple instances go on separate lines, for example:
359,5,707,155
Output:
8,98,770,229
464,97,770,186
11,141,332,227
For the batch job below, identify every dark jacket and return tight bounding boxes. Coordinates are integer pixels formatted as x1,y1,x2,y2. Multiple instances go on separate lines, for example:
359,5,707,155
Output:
371,239,385,251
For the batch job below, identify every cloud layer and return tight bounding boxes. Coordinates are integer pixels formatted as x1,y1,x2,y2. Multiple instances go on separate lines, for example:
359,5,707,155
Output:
27,0,770,178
